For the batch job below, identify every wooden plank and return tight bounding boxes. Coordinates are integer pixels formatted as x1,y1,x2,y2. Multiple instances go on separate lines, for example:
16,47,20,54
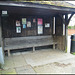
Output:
4,35,57,50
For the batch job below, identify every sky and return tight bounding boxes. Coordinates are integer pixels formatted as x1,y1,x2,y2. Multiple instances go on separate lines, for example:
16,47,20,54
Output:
66,1,75,26
66,1,75,5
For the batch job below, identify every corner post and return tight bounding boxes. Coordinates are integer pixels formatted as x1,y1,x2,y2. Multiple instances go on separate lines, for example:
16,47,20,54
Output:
0,14,4,64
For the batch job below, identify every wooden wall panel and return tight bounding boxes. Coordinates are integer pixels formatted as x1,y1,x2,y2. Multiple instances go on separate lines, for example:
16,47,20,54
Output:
2,15,52,38
55,15,63,36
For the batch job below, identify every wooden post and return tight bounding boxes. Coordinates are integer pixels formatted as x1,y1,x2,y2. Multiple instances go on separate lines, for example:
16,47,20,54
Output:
65,14,68,52
53,43,55,50
8,50,10,56
33,46,35,52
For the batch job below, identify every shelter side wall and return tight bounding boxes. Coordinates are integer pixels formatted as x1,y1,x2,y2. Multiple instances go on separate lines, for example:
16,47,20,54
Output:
53,35,65,50
53,15,66,51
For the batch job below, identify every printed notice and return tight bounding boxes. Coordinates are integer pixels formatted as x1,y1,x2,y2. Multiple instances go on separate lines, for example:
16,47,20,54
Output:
16,20,21,26
38,25,43,34
45,23,50,27
16,27,21,33
27,21,31,27
22,18,26,24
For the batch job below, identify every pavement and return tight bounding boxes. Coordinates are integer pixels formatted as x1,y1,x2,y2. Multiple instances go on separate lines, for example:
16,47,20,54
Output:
0,49,75,74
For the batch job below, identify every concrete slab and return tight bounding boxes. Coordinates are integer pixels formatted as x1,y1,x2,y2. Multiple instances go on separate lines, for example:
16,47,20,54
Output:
3,48,75,74
15,65,36,74
33,62,72,74
1,69,16,74
72,67,75,74
3,56,14,69
22,49,75,66
12,55,27,68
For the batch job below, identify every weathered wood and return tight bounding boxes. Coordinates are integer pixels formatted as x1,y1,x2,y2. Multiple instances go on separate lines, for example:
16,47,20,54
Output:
65,14,68,51
8,50,10,56
33,46,35,52
55,15,63,36
53,43,55,50
4,35,57,51
59,13,74,26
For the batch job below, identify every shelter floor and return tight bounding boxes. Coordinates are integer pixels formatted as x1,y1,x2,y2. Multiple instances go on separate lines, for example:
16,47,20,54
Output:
1,49,75,74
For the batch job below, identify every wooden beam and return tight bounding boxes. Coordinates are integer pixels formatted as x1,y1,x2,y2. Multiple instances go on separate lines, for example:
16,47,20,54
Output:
59,13,74,26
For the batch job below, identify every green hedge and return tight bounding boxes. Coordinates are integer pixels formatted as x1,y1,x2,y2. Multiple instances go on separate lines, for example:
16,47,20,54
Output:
68,26,75,29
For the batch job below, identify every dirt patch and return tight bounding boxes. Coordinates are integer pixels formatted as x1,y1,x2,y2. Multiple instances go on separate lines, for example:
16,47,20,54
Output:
53,62,71,67
33,62,72,74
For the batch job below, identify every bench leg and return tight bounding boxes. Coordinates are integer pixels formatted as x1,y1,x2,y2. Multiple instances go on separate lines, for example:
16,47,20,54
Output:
33,46,35,52
8,50,10,56
53,44,55,50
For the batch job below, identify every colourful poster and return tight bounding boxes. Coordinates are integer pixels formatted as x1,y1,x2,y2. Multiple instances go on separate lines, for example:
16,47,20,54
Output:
22,18,26,24
16,27,21,33
23,24,26,28
38,18,43,25
27,21,31,27
38,25,43,34
33,18,36,23
16,20,21,26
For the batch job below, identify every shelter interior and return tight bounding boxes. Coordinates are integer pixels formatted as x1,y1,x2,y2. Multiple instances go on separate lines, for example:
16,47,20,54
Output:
0,2,74,56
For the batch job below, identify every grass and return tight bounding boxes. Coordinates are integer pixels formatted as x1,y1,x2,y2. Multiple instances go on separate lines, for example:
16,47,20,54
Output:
72,52,75,55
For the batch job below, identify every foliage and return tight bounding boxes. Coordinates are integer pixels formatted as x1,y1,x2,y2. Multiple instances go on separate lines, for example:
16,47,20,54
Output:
72,52,75,55
68,26,75,29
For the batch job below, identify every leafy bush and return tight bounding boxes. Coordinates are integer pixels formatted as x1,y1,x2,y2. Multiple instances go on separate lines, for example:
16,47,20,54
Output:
68,26,71,29
68,26,75,29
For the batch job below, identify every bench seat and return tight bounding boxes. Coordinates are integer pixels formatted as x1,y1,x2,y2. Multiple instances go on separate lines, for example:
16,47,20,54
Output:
4,35,57,56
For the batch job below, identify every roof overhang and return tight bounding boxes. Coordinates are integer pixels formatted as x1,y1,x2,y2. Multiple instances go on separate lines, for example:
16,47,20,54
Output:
0,1,75,16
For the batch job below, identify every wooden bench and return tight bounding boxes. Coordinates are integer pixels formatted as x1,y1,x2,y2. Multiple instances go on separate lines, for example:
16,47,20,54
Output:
4,35,57,56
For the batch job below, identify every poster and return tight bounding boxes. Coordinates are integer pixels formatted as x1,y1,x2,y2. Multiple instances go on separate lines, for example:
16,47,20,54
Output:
22,18,26,24
38,25,43,34
23,24,26,28
16,20,21,26
33,18,36,23
38,18,43,25
16,27,21,33
45,23,50,27
2,11,7,14
27,21,31,27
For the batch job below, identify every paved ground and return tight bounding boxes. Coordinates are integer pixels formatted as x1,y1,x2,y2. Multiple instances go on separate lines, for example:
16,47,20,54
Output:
68,29,75,36
0,49,75,74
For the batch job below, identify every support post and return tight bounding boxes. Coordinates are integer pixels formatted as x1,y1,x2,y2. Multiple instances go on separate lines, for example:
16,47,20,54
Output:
33,46,35,52
53,43,55,50
65,14,68,52
8,50,10,56
0,15,4,64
